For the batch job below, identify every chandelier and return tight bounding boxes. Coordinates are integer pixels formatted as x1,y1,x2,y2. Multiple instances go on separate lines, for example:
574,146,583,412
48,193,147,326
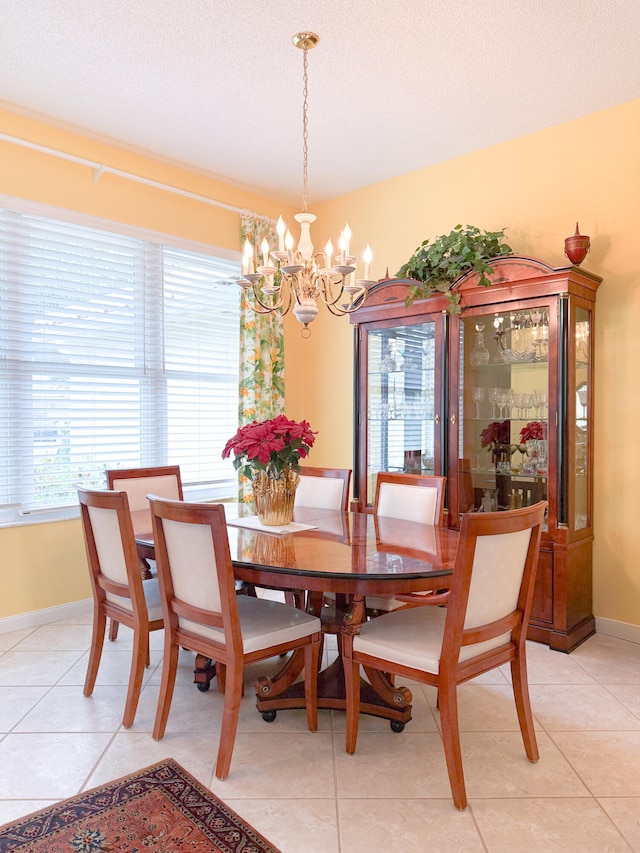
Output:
237,32,374,337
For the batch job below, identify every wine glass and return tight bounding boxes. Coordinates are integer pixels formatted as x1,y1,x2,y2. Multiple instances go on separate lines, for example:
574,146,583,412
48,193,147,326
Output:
512,392,525,418
488,387,501,418
504,388,515,418
496,389,509,419
522,393,534,418
472,387,485,418
533,388,548,417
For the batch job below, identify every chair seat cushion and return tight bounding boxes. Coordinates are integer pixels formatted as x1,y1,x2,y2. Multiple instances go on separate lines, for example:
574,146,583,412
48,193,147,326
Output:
180,596,321,654
106,577,164,622
354,605,446,673
354,603,511,672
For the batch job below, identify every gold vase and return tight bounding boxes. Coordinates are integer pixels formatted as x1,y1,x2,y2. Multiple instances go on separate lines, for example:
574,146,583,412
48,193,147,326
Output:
252,467,300,525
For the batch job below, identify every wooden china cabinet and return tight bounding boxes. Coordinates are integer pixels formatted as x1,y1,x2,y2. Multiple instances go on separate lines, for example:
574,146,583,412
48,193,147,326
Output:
350,256,602,652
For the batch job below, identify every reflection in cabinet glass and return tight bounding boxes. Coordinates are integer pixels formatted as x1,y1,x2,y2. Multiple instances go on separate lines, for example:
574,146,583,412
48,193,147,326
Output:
351,256,601,652
574,306,590,531
366,322,437,506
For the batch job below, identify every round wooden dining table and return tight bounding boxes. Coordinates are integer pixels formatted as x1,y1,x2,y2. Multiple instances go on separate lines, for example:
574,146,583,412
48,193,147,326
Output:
134,504,459,730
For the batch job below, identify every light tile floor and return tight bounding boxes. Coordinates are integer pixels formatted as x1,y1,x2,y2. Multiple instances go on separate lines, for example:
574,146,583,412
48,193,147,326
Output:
1,613,640,852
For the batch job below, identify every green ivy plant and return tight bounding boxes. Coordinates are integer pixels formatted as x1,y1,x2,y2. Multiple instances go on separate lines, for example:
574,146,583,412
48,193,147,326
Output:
397,224,512,314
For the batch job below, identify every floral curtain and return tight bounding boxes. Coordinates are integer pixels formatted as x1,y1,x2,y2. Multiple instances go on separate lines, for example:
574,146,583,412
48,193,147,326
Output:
238,212,285,504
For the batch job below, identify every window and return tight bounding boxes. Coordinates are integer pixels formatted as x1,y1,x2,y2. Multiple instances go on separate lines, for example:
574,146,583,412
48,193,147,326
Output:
0,203,241,520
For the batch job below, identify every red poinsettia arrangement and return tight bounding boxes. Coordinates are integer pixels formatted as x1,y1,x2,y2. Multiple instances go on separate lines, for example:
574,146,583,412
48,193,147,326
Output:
222,415,317,478
519,421,547,443
480,420,511,448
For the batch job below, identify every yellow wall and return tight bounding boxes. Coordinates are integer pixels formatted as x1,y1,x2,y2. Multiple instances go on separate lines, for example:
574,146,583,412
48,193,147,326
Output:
285,98,640,629
0,108,296,619
2,100,640,630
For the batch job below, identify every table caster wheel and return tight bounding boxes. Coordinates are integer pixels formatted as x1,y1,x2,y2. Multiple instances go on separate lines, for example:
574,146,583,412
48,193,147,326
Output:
390,720,405,733
197,681,211,692
262,710,277,722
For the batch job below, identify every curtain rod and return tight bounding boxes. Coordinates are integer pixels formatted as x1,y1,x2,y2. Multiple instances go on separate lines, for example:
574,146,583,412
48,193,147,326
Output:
0,131,271,222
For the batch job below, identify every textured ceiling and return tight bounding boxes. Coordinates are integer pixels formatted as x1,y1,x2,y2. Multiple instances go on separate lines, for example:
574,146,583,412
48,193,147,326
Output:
1,1,639,206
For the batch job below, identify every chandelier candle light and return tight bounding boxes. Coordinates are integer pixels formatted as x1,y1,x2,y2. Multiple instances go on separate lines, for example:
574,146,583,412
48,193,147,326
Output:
237,32,374,337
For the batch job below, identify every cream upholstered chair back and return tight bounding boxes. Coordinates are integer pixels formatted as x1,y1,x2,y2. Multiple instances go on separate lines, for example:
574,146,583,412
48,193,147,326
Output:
295,466,351,511
106,466,183,513
458,526,534,660
148,496,241,654
79,488,151,617
374,472,445,525
367,472,446,612
431,501,547,678
87,503,131,601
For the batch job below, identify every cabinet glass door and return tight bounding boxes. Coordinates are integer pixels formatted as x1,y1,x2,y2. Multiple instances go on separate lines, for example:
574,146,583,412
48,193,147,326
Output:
573,305,591,531
459,307,549,516
366,321,438,506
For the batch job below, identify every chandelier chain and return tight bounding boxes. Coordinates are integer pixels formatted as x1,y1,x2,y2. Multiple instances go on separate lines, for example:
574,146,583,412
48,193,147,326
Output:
302,46,309,214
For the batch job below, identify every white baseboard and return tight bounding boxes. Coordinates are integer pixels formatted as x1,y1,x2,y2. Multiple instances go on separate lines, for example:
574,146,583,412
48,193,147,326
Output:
0,599,93,634
595,616,640,646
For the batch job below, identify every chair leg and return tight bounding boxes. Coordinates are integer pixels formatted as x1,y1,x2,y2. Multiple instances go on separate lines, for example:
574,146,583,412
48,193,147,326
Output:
108,618,119,641
344,653,361,755
122,626,148,728
303,636,320,732
213,662,242,696
284,590,306,609
84,607,106,697
152,634,180,740
438,679,467,810
216,662,226,693
215,660,244,780
510,652,539,762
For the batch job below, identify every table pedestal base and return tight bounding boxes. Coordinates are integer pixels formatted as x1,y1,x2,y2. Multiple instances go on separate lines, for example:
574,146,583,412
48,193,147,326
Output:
255,650,413,731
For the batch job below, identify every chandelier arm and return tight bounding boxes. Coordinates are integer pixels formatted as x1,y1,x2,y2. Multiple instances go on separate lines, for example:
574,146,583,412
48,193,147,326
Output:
322,281,369,315
247,280,290,313
242,293,280,316
324,299,361,317
243,292,291,317
318,277,348,308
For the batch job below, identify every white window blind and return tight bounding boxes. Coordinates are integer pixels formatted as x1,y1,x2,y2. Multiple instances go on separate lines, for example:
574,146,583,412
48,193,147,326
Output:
0,206,241,516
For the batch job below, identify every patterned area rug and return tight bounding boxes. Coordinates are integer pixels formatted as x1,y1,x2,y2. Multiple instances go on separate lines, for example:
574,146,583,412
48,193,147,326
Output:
0,758,281,852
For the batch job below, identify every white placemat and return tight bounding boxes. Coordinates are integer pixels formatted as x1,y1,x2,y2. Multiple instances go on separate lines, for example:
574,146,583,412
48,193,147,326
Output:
226,514,318,535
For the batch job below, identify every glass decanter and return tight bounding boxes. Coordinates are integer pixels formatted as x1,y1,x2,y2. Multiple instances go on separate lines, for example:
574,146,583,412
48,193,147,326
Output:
470,322,490,366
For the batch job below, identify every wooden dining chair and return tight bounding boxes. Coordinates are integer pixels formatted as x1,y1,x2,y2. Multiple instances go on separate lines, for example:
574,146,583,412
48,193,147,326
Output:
293,466,351,612
104,465,184,636
106,465,183,574
77,486,165,728
344,500,547,810
366,472,447,613
374,471,446,522
148,496,322,780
